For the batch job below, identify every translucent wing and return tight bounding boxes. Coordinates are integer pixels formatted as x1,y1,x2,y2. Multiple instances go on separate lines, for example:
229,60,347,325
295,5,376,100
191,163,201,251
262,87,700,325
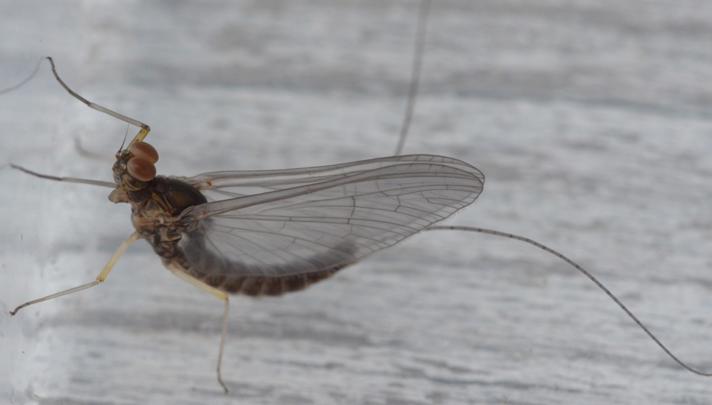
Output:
185,154,481,201
173,155,484,294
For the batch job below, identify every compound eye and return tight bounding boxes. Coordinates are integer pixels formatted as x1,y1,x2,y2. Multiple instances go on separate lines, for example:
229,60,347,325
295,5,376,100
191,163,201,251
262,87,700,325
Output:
129,141,159,163
127,158,156,182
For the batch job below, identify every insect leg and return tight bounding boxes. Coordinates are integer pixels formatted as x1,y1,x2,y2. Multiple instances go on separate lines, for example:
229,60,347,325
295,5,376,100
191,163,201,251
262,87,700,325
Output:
165,263,231,393
45,57,151,145
9,232,140,316
217,298,230,394
10,164,115,188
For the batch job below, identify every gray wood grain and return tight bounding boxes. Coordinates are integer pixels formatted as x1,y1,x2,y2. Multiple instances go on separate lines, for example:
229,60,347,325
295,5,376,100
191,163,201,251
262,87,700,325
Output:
1,1,712,404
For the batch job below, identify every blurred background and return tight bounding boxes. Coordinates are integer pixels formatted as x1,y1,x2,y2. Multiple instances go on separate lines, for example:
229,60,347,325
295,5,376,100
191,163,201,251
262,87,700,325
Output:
1,1,712,404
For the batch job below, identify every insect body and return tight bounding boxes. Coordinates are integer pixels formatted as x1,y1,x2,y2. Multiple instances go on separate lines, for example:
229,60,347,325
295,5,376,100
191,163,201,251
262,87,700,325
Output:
8,51,711,395
112,136,483,297
8,57,483,392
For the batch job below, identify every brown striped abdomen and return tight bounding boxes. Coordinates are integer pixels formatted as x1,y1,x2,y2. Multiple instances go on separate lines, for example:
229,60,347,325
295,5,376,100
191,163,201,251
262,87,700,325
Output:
156,230,358,296
164,255,350,296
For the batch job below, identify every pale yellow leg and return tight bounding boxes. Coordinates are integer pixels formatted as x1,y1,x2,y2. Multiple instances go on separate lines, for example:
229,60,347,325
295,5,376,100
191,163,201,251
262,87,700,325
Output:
130,127,151,145
166,263,231,394
9,232,140,316
217,298,230,394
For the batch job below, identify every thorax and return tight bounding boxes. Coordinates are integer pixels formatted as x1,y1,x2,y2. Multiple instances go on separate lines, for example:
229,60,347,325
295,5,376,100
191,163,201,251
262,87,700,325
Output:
127,176,207,256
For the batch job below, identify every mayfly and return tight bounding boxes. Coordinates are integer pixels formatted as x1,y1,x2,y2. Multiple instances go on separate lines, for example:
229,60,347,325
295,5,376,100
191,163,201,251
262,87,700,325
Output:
5,3,712,393
7,58,486,392
8,57,711,394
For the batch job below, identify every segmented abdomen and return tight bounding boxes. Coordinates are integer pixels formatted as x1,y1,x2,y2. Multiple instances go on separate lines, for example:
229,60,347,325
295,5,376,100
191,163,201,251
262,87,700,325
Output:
158,231,357,296
164,255,348,296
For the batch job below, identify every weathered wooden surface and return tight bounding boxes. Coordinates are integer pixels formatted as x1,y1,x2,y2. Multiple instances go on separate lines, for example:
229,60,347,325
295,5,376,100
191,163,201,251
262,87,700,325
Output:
1,1,712,404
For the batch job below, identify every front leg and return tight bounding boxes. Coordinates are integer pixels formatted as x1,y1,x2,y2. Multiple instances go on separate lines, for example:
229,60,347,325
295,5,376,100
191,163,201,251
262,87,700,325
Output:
11,164,115,188
45,57,151,146
10,232,140,315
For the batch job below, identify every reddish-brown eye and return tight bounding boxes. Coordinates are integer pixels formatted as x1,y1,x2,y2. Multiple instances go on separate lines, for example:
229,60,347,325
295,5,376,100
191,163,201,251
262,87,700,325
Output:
129,141,159,163
127,158,156,182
